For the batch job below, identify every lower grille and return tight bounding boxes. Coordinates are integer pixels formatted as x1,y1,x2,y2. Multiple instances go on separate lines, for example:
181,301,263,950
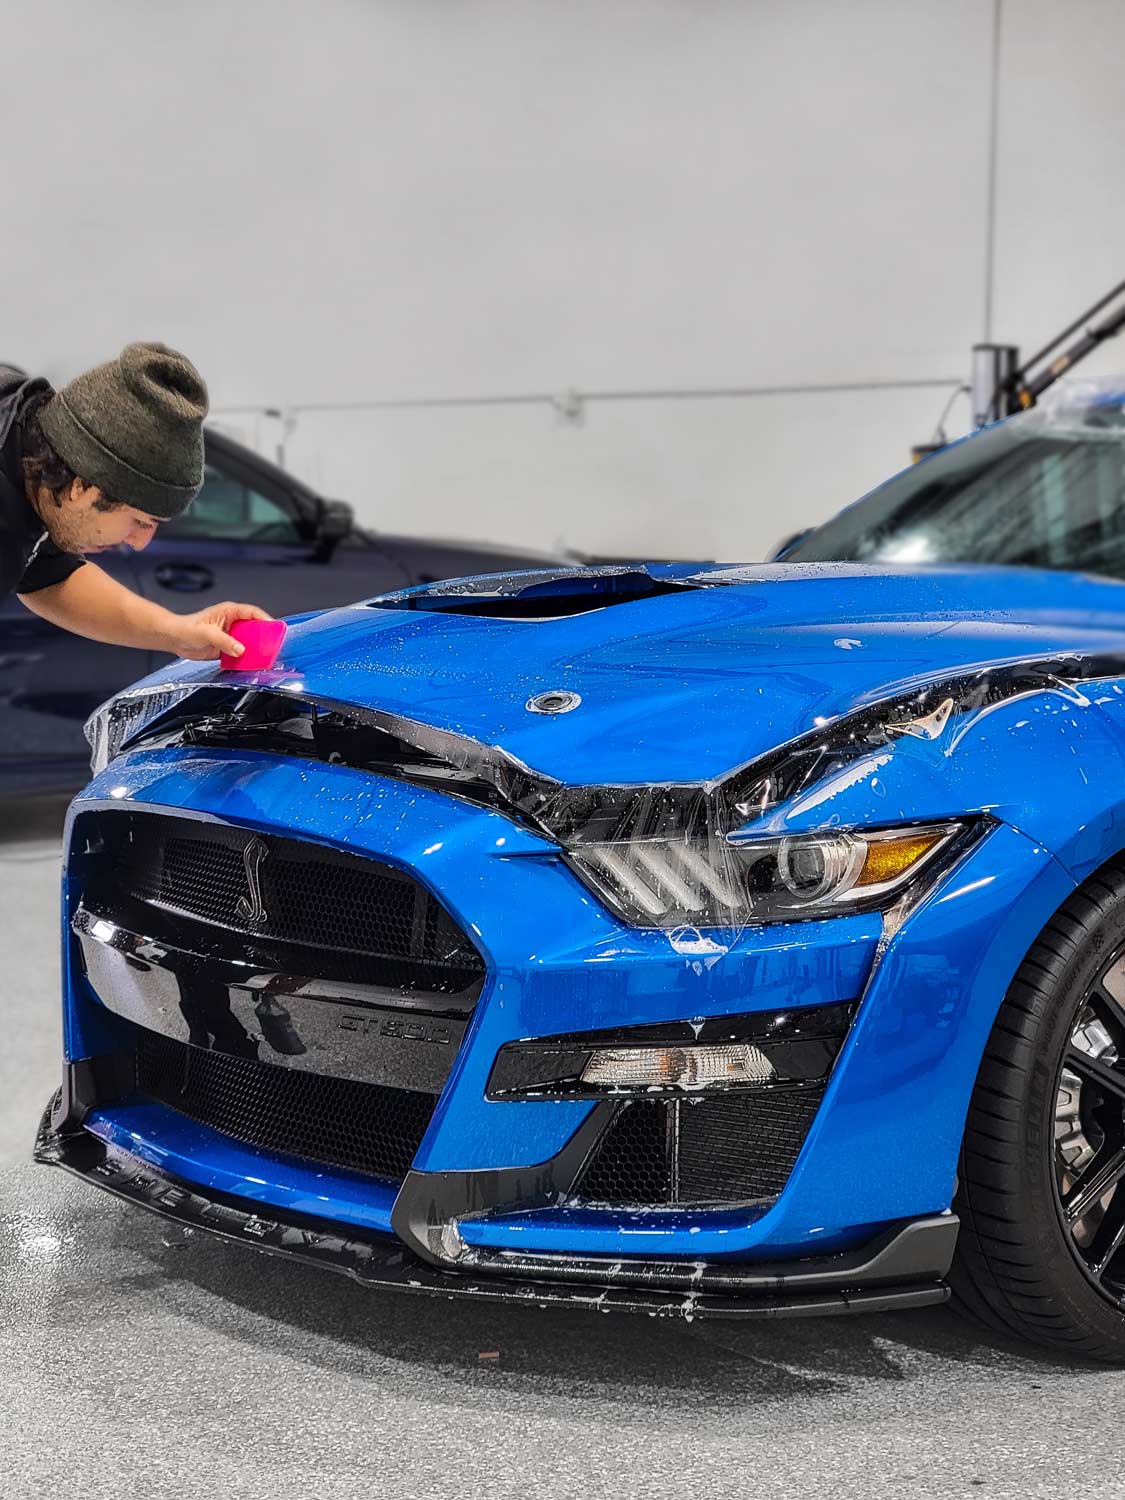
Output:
571,1087,826,1207
133,1024,436,1182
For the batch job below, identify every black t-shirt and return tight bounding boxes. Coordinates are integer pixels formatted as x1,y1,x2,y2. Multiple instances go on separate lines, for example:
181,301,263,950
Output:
0,380,86,601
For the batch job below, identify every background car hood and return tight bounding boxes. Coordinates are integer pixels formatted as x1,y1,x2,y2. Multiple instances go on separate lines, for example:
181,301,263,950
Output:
155,563,1125,785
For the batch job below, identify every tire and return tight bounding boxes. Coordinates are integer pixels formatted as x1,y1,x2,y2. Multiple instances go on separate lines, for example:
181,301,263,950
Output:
951,859,1125,1361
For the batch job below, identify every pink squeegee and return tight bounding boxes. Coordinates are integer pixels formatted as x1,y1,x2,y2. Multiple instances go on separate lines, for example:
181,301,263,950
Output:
220,619,287,671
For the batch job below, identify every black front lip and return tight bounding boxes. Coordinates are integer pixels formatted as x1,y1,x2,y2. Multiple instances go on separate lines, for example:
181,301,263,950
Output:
35,1101,956,1321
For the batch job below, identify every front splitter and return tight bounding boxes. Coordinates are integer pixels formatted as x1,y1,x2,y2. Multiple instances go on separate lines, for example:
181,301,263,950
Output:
35,1106,953,1321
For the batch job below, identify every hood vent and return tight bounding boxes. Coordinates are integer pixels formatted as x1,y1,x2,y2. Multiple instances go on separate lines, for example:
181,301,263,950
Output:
368,567,699,619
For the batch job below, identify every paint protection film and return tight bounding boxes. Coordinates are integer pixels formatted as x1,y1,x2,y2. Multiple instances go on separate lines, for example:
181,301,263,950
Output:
530,661,1103,940
87,658,1106,948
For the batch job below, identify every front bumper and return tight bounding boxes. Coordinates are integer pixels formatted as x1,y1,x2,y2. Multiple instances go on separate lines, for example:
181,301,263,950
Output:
35,1098,955,1320
50,749,1079,1283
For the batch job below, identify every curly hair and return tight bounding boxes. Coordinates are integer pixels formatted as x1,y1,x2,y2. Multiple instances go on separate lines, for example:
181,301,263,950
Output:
18,391,124,511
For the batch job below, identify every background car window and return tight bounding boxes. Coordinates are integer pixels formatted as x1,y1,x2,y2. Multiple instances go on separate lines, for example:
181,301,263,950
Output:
788,424,1125,580
162,466,302,545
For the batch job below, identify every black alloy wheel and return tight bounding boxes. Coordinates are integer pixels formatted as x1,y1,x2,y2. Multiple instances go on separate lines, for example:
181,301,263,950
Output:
952,859,1125,1360
1053,960,1125,1303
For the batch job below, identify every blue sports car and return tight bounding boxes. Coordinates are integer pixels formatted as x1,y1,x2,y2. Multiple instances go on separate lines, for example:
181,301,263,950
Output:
36,381,1125,1358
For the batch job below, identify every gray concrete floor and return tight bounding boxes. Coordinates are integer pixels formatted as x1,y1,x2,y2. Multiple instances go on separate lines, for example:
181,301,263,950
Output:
2,796,1123,1499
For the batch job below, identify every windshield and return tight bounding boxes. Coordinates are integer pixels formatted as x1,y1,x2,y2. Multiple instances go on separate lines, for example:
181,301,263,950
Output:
787,408,1125,580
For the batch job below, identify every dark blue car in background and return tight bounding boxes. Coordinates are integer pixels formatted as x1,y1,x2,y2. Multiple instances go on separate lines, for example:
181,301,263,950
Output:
1,425,567,794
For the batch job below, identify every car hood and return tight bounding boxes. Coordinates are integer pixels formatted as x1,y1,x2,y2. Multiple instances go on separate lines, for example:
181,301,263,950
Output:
148,563,1125,785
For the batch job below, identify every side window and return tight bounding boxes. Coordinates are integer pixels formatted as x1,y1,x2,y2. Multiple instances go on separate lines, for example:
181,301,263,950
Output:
162,466,302,545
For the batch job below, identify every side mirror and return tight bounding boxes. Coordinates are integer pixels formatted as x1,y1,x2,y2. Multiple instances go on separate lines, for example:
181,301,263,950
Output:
313,499,354,559
768,528,812,561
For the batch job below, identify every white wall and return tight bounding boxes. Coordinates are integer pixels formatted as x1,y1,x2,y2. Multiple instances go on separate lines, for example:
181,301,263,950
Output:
3,0,1123,558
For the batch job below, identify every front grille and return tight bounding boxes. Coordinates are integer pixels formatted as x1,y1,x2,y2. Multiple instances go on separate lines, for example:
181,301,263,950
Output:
133,1024,436,1182
80,811,485,996
571,1087,826,1207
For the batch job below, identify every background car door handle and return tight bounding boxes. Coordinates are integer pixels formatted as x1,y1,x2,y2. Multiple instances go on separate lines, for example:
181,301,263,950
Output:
154,563,214,593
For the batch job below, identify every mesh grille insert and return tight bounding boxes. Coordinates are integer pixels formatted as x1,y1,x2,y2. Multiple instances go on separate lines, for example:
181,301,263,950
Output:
572,1100,673,1204
82,812,485,996
677,1088,826,1201
133,1024,436,1182
572,1087,826,1207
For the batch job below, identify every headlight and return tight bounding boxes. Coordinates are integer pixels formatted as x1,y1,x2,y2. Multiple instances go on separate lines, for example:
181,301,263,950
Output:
84,684,201,776
566,821,966,929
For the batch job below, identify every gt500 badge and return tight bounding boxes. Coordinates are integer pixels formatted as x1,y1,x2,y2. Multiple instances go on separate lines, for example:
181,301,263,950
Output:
338,1013,451,1045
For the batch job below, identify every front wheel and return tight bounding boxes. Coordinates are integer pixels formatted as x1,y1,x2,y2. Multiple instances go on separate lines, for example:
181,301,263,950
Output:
952,861,1125,1360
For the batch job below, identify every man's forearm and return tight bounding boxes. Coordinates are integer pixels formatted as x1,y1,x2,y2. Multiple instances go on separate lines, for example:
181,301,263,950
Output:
19,563,193,654
19,563,270,661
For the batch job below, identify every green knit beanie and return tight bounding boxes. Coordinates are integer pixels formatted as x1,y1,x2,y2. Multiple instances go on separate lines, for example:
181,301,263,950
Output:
39,342,209,517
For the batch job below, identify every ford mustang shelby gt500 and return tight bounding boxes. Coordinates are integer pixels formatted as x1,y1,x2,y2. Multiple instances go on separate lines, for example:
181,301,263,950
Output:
36,385,1125,1357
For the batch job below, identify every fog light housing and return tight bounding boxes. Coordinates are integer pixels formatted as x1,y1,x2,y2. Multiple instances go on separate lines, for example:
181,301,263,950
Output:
485,1001,855,1100
580,1043,775,1092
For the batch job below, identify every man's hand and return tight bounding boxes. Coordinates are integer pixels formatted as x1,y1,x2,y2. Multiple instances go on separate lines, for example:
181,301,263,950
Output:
171,601,274,660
